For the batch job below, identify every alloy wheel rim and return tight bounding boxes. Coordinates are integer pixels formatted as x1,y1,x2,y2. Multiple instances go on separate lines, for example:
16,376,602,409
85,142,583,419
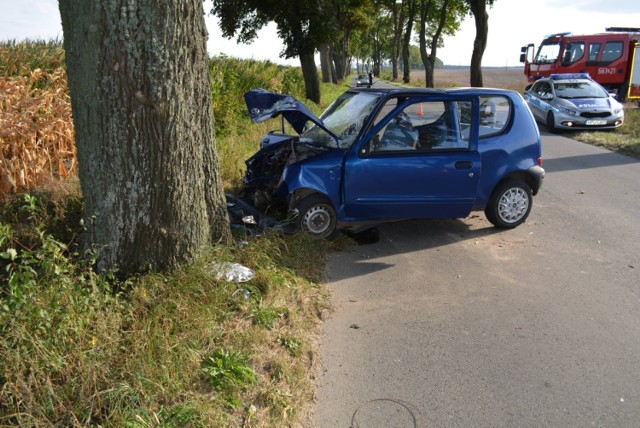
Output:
497,187,529,223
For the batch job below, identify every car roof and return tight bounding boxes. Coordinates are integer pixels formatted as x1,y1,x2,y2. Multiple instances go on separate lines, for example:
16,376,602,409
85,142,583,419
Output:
349,87,516,97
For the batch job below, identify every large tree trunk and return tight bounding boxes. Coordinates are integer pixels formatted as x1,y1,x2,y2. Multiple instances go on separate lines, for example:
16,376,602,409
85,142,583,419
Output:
59,0,231,275
469,0,488,87
319,44,333,83
332,48,346,82
402,0,416,84
419,0,449,88
390,0,405,81
299,50,321,104
330,53,338,85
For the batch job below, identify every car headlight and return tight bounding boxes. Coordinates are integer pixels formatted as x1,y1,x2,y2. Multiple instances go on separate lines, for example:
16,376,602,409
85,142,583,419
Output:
614,108,623,115
557,104,579,116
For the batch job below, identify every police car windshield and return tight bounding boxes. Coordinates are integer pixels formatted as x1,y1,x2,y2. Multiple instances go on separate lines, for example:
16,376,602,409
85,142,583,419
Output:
554,80,609,99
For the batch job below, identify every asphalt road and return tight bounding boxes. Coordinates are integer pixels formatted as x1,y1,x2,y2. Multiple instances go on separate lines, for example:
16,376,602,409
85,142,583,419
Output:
314,131,640,427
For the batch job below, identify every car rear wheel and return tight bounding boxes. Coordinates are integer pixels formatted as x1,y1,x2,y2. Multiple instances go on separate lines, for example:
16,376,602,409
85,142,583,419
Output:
546,111,557,133
485,180,532,229
295,195,338,239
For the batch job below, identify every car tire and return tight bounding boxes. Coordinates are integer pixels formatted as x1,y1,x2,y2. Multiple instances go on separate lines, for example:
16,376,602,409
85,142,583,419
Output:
485,180,533,229
295,194,338,239
546,111,557,133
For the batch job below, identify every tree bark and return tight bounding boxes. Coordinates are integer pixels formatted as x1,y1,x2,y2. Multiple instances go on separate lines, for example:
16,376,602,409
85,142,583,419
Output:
300,50,321,104
59,0,231,275
391,1,404,81
469,0,488,87
402,0,416,84
319,44,333,83
332,48,346,82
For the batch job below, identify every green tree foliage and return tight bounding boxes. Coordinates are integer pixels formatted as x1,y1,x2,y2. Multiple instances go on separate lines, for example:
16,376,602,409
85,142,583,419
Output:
212,0,491,89
323,0,376,81
213,0,330,103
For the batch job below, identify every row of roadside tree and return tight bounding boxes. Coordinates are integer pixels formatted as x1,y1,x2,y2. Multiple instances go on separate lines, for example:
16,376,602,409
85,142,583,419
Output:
213,0,495,102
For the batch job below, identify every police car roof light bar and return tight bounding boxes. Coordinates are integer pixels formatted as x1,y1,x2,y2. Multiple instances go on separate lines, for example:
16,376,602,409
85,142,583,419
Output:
550,73,591,80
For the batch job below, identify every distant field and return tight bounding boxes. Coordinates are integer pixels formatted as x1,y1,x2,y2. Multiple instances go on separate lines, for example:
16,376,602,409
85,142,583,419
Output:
411,67,529,92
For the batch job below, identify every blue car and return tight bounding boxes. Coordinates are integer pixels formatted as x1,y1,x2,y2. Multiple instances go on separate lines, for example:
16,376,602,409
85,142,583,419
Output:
243,87,545,239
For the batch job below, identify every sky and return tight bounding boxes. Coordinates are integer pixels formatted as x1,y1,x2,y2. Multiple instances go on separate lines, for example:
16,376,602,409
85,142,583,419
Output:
1,0,640,67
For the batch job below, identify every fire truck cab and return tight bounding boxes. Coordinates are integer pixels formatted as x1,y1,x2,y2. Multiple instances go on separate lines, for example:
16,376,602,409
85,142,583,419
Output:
520,28,640,101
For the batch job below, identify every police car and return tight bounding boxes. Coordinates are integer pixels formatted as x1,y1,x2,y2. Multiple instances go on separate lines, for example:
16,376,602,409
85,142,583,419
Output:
524,73,624,132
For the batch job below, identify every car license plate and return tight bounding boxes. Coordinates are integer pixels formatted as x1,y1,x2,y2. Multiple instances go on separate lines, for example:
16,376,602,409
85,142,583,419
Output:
585,119,607,125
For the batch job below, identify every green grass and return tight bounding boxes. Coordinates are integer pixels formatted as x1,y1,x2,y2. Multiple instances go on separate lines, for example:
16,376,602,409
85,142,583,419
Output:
0,191,340,426
566,106,640,158
0,45,353,427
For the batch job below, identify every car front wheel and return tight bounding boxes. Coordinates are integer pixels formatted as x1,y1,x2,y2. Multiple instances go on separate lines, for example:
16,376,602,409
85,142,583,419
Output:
485,180,533,228
295,195,338,239
546,111,557,133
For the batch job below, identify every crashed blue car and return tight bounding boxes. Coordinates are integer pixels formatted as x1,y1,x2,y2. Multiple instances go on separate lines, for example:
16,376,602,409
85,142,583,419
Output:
242,87,545,239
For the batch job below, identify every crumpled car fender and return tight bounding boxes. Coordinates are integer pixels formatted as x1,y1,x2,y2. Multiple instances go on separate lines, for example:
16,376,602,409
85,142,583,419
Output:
282,156,343,209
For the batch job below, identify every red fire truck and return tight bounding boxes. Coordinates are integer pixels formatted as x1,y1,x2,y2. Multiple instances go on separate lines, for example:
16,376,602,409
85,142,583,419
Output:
520,28,640,101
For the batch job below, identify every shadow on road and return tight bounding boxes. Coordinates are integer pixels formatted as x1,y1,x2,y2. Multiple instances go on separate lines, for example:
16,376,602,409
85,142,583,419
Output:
329,215,504,282
543,151,639,173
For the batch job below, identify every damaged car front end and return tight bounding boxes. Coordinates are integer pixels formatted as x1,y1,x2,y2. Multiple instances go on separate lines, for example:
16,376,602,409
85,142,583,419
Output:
241,88,381,238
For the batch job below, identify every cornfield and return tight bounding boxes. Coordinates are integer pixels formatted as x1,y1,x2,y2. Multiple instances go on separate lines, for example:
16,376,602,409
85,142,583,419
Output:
0,40,75,194
0,40,309,195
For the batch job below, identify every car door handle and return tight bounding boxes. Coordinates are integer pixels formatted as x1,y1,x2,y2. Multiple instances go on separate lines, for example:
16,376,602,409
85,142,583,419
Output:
455,161,473,170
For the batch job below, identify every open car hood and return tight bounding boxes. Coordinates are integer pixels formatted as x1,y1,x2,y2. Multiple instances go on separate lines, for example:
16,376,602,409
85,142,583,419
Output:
244,88,337,139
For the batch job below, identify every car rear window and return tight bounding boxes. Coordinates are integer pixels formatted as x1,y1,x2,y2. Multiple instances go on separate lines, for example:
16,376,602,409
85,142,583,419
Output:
478,95,510,137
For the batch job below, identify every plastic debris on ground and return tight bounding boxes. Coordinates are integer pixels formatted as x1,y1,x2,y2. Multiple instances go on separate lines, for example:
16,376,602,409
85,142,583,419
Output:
210,262,255,283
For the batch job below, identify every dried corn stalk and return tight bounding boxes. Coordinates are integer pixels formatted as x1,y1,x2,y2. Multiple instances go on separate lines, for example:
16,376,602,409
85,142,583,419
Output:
0,68,76,194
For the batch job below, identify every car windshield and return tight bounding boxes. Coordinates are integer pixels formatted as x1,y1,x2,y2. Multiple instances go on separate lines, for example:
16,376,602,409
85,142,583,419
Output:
300,91,381,148
534,42,560,64
554,80,609,99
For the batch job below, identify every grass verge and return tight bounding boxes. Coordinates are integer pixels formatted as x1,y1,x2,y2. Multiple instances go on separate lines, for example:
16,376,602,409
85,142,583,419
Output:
0,186,353,426
566,106,640,159
0,44,354,426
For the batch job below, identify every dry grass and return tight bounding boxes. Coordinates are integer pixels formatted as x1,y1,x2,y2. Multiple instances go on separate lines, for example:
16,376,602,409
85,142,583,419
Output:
0,68,76,194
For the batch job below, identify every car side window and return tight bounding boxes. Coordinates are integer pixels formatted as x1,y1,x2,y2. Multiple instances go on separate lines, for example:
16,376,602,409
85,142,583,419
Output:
589,42,601,62
564,42,584,64
533,81,552,99
371,100,469,152
478,96,510,138
601,41,623,63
